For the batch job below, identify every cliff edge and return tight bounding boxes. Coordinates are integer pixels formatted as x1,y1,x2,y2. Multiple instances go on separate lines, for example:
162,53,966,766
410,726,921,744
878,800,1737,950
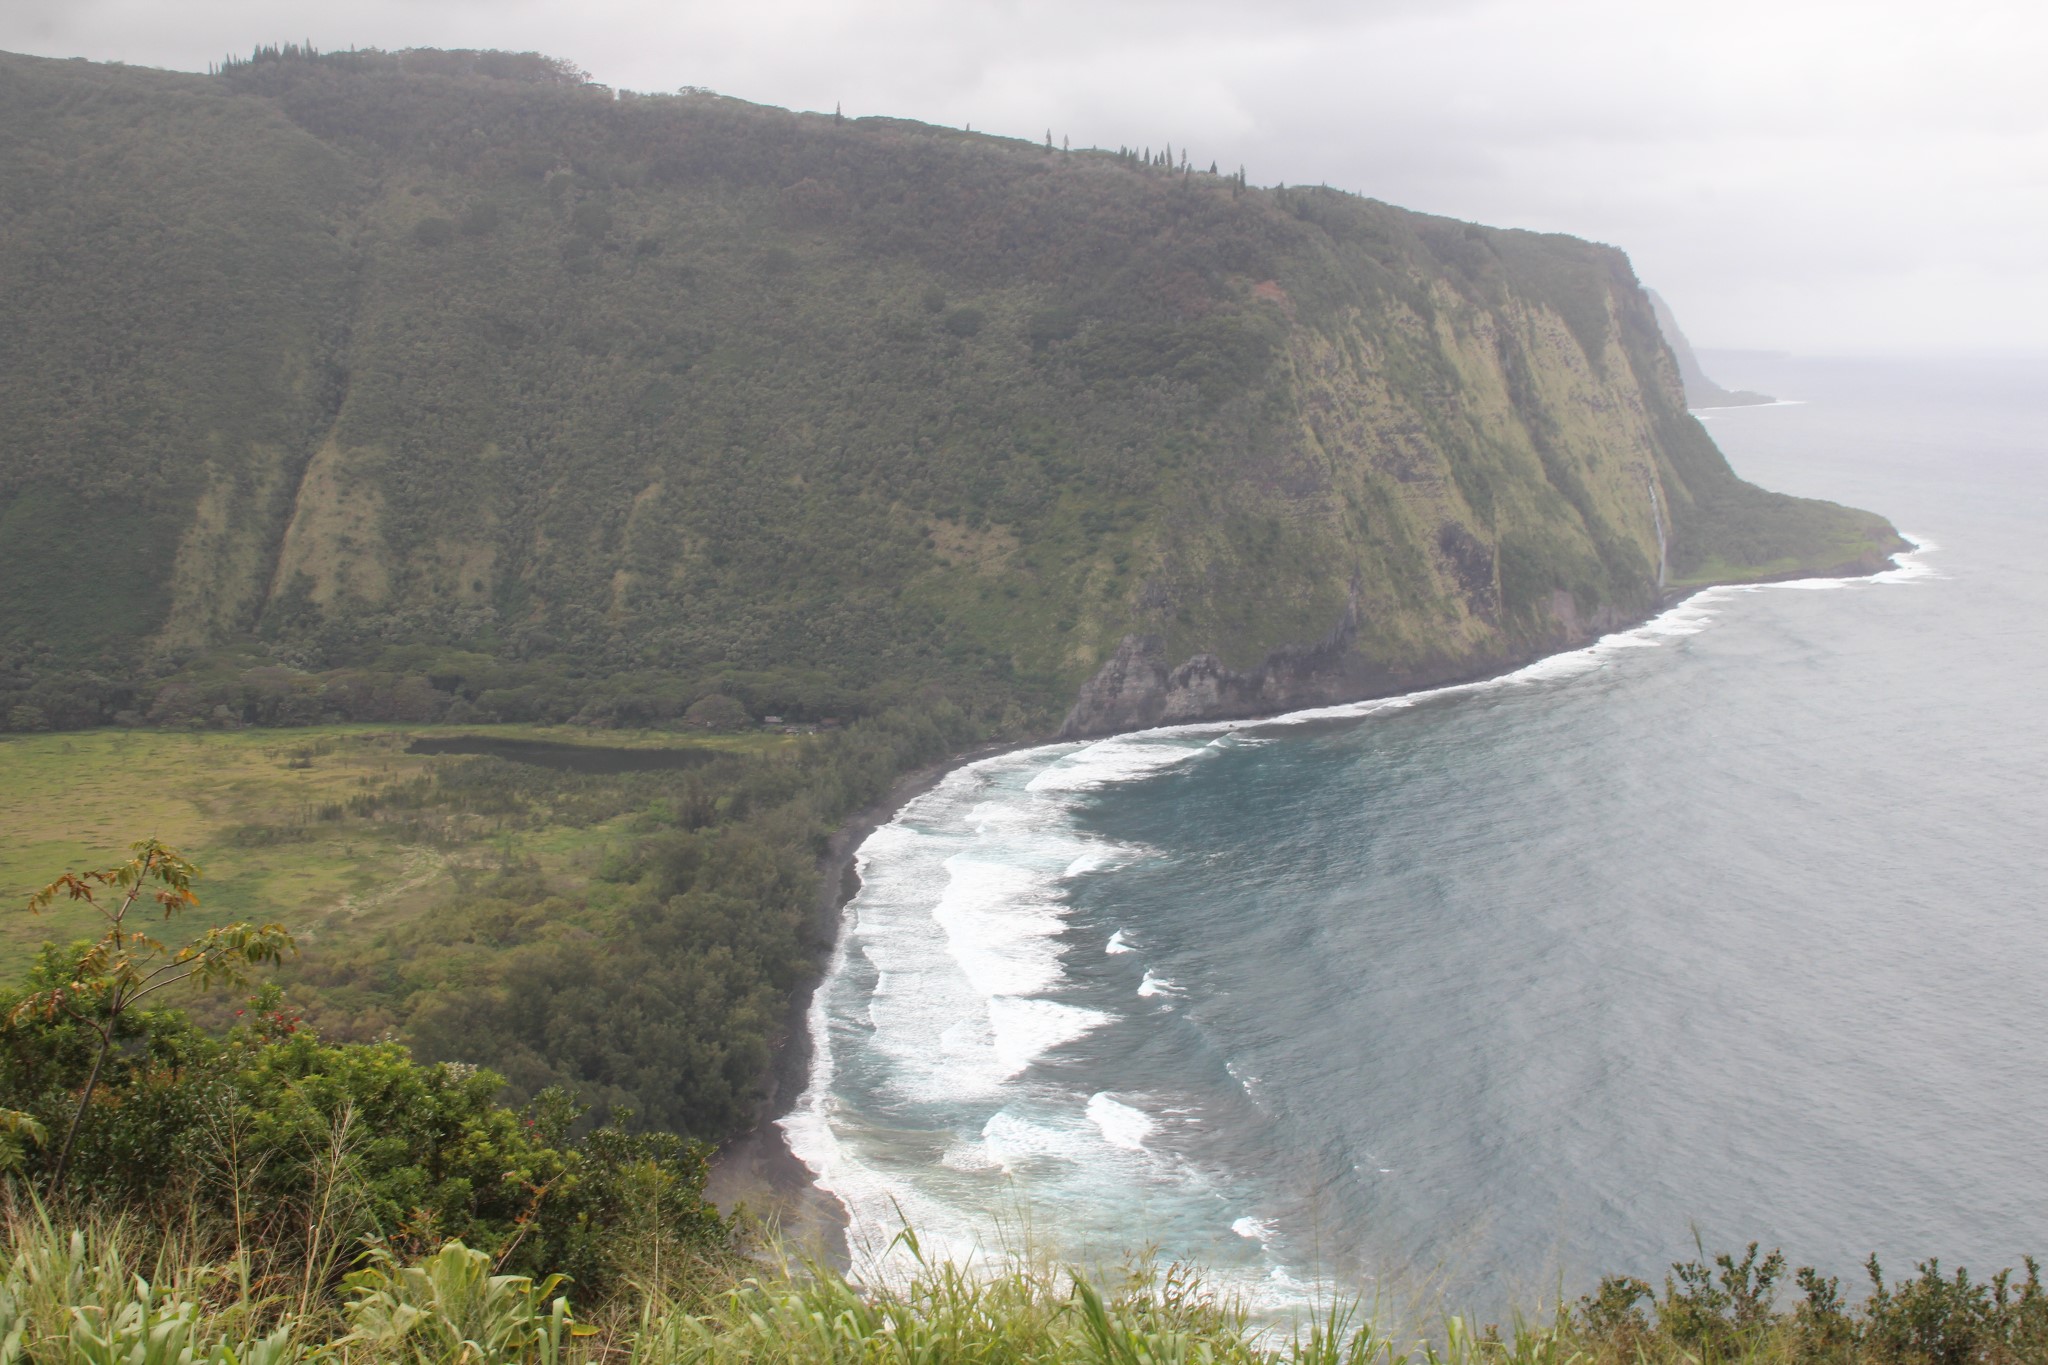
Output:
0,47,1901,736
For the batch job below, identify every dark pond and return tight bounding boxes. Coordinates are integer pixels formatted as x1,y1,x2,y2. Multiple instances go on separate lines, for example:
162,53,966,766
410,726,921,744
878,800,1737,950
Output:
404,736,717,773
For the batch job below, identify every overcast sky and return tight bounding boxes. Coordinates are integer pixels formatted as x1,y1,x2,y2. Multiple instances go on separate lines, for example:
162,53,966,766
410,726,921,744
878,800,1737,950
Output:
8,0,2045,356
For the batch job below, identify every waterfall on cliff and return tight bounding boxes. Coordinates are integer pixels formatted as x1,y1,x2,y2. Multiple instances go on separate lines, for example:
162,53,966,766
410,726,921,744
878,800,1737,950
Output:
1647,477,1669,590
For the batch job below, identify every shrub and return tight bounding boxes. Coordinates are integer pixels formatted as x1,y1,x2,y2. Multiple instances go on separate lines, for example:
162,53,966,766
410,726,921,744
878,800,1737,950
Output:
340,1241,579,1363
0,991,730,1299
459,202,502,236
682,694,750,730
569,201,612,239
3,705,48,732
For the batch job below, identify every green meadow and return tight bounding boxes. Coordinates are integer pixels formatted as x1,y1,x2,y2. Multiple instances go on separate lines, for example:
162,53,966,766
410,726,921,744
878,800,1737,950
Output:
0,705,970,1141
0,725,787,977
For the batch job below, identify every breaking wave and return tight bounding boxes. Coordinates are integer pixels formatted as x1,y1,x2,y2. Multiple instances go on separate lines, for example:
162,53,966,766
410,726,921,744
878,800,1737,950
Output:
782,535,1937,1302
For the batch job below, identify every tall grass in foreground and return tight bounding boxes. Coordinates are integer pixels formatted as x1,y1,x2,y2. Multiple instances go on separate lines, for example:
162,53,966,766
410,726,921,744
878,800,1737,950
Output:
0,1205,1520,1364
0,1206,2040,1363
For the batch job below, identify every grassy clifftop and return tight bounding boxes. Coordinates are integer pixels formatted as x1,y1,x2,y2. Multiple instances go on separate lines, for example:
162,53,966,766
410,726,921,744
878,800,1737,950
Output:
0,47,1900,733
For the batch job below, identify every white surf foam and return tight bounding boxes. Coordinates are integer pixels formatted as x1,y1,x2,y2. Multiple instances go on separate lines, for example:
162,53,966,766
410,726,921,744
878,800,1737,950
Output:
1232,1216,1277,1245
1086,1092,1158,1151
783,743,1163,1268
987,996,1113,1077
809,749,1142,1119
930,858,1069,998
860,853,1113,1101
781,1100,998,1276
1060,840,1151,881
1875,534,1939,582
976,1109,1093,1170
782,898,1018,1276
1691,397,1808,414
1137,970,1184,998
786,527,1940,1294
1026,735,1211,793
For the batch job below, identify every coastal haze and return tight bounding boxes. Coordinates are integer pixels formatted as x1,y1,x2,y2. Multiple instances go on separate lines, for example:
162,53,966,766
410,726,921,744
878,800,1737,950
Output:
788,353,2048,1309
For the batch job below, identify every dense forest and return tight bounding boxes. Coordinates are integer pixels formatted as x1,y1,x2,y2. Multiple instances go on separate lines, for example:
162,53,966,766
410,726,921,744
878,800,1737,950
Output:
0,45,1899,735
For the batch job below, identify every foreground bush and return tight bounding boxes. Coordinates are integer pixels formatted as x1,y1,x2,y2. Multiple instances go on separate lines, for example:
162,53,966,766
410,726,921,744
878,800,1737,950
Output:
0,834,744,1305
0,984,730,1303
0,1213,1417,1364
1565,1242,2048,1364
1,1208,2043,1364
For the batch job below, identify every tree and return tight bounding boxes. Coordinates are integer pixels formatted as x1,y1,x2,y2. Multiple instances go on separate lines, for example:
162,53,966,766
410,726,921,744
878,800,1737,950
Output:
12,839,294,1190
411,217,455,247
682,693,750,730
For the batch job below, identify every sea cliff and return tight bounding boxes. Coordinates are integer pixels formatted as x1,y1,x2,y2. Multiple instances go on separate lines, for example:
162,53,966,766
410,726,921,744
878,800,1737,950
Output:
0,46,1900,738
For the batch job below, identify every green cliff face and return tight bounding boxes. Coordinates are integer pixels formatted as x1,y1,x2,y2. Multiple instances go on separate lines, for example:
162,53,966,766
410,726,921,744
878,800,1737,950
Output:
0,48,1901,733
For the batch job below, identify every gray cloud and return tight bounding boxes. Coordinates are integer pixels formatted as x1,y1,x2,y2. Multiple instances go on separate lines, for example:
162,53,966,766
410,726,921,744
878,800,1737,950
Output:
5,0,2044,353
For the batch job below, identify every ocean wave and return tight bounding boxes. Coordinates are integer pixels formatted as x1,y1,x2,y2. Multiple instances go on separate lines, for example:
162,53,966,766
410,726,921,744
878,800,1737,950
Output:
931,857,1071,999
786,527,1942,1297
787,736,1163,1271
1025,735,1211,793
1232,1215,1277,1245
1064,847,1136,877
837,756,1144,1109
860,856,1114,1101
1691,398,1807,415
977,1109,1097,1171
1635,606,1717,637
780,1100,997,1275
1875,533,1939,581
781,909,1023,1275
1137,970,1184,998
1086,1092,1158,1151
987,997,1114,1077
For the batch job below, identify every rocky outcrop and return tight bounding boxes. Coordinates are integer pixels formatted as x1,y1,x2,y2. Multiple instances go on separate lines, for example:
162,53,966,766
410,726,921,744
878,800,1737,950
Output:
1060,531,1907,740
1058,590,1638,739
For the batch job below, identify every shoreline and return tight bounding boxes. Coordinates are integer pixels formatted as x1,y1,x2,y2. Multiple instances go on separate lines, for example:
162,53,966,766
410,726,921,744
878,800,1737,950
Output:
702,737,1039,1262
702,543,1915,1251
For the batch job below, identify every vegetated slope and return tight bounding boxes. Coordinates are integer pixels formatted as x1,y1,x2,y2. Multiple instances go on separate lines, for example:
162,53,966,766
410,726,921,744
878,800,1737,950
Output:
0,47,1901,735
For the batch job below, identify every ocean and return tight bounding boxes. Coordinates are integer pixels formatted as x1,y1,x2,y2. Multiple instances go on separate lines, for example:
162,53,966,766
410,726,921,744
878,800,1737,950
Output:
782,353,2048,1316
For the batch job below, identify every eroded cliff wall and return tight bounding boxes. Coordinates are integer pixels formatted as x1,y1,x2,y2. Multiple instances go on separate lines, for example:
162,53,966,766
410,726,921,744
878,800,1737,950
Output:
0,48,1900,731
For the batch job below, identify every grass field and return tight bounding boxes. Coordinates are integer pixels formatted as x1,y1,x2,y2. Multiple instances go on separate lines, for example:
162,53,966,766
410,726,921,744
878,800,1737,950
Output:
0,724,790,982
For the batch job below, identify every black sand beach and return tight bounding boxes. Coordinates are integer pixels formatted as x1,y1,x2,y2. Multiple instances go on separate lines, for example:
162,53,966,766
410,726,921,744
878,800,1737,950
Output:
703,739,1035,1263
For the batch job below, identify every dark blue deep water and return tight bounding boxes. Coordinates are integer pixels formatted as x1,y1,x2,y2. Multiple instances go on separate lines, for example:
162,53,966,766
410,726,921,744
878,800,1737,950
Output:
786,355,2048,1314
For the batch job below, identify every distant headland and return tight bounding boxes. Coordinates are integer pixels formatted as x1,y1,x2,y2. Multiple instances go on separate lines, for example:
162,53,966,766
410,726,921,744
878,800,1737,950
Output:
1647,288,1777,407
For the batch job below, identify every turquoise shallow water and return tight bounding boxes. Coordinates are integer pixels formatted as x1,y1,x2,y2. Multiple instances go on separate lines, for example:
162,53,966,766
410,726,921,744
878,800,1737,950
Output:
784,354,2048,1313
